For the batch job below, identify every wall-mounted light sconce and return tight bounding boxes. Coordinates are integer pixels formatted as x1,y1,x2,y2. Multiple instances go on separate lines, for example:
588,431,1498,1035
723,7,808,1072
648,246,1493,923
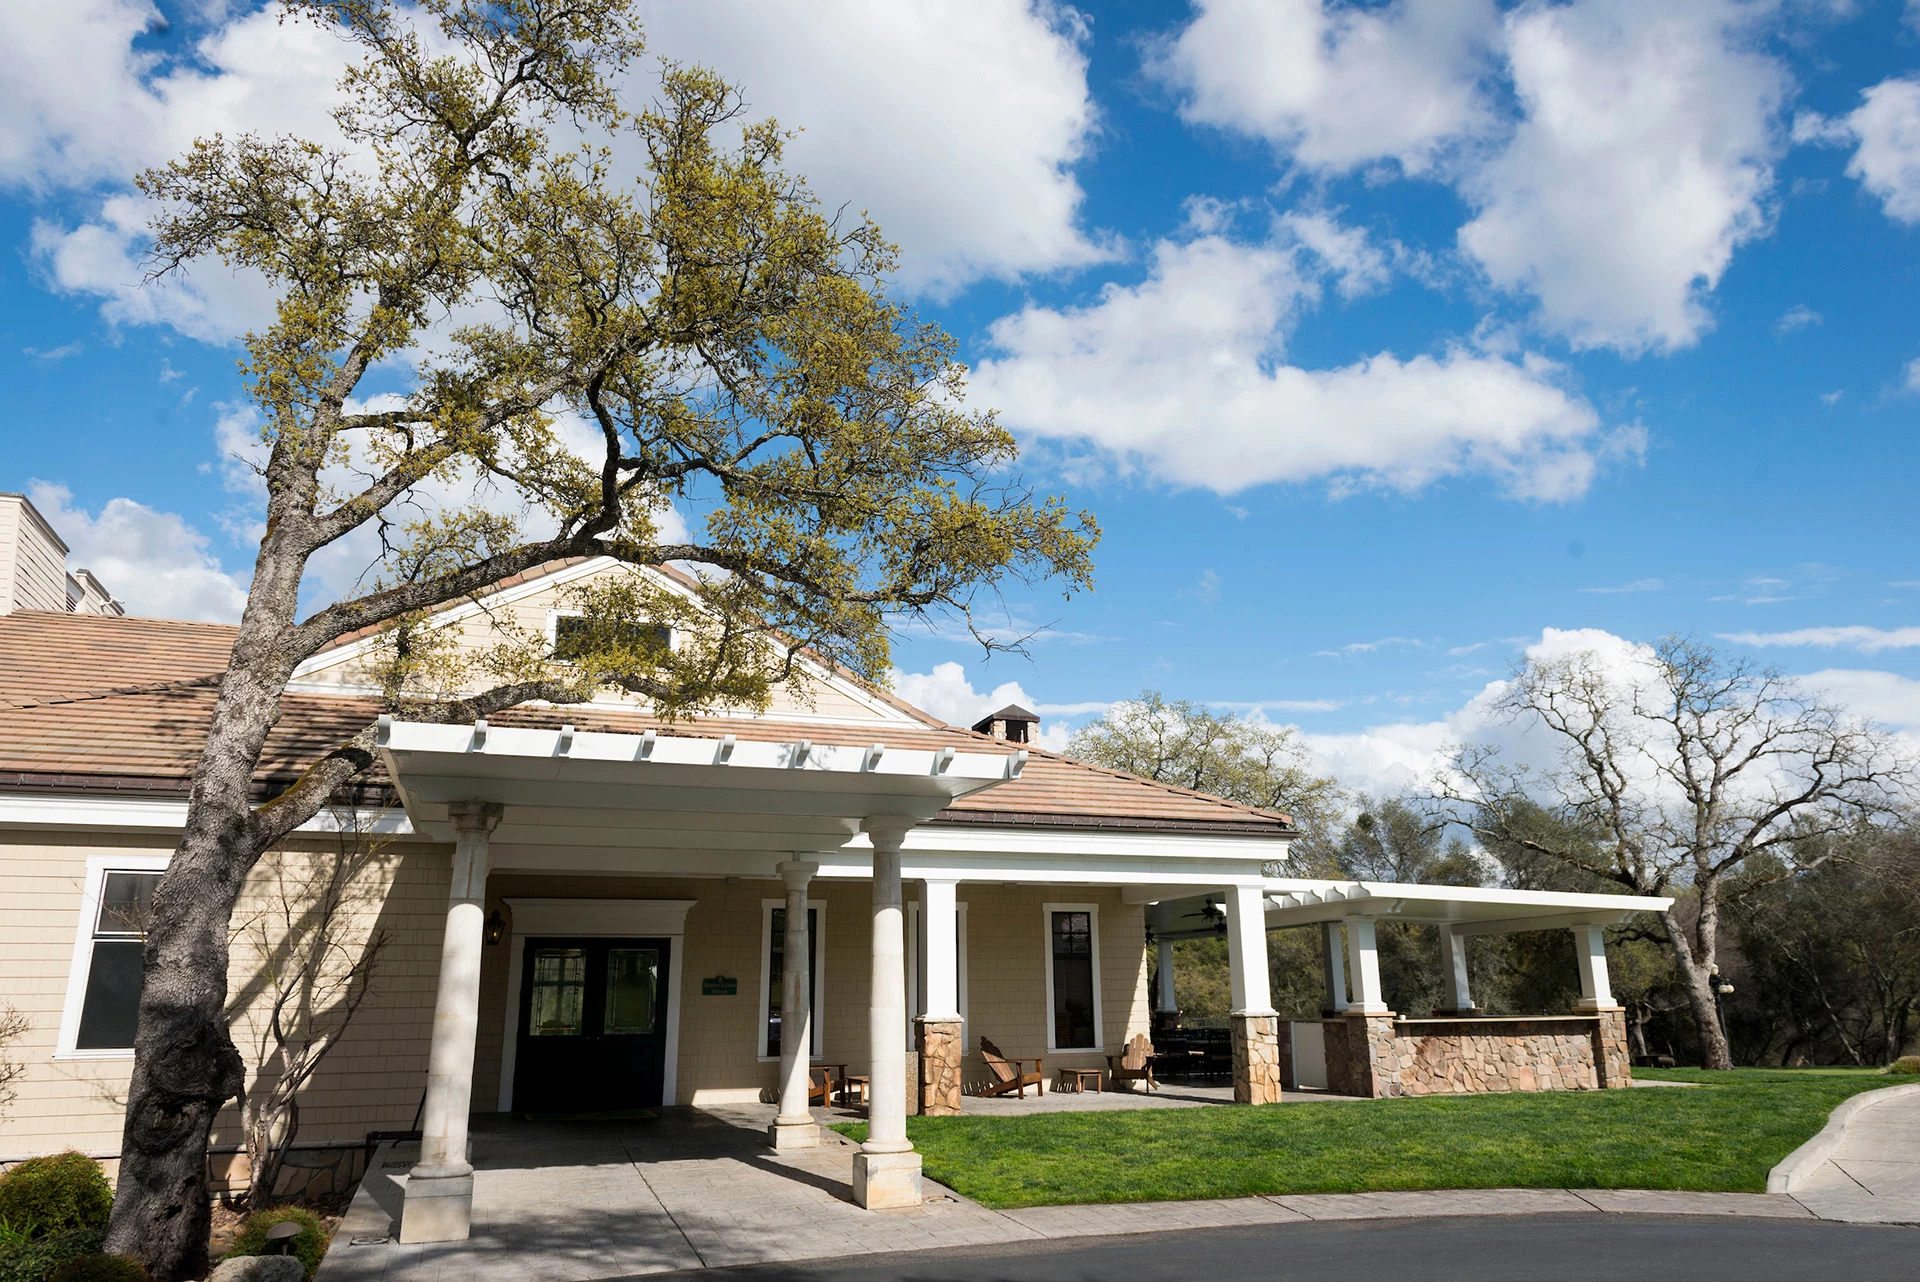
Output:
485,908,506,946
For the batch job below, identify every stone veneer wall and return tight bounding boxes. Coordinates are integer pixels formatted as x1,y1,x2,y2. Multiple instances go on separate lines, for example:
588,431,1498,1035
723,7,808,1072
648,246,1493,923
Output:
1322,1011,1633,1098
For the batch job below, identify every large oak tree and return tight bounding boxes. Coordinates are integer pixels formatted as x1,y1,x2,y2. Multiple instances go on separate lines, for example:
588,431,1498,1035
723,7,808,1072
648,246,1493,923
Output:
107,3,1094,1277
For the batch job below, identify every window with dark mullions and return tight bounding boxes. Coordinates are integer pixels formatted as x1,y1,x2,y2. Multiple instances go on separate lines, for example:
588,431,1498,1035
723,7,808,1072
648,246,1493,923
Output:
551,614,671,662
1050,910,1096,1050
75,871,161,1050
764,907,820,1059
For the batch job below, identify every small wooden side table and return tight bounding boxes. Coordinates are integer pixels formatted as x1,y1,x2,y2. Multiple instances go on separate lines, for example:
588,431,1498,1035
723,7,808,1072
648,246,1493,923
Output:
1057,1067,1103,1093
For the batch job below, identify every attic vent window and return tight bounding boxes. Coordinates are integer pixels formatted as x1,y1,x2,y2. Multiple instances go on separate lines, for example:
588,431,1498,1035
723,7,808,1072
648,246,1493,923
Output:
551,613,671,662
970,703,1040,744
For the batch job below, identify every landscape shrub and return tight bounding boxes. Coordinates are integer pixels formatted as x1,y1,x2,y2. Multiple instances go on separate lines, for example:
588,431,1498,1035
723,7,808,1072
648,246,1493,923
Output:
47,1255,146,1282
1891,1055,1920,1075
223,1207,326,1279
0,1226,107,1282
0,1155,112,1240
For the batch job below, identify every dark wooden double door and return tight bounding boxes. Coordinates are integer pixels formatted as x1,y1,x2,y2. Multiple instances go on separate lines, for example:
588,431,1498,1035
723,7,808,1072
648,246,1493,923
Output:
513,936,670,1112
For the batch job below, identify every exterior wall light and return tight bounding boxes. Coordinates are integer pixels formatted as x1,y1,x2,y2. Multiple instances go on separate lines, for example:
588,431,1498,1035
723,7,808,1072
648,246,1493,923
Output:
485,908,506,946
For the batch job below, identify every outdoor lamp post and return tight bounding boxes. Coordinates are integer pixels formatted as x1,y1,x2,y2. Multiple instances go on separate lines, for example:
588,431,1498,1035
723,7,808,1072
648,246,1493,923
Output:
1709,965,1735,1050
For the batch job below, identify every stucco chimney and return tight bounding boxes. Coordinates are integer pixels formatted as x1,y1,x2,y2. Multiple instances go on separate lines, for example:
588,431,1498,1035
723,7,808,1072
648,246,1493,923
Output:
0,493,121,616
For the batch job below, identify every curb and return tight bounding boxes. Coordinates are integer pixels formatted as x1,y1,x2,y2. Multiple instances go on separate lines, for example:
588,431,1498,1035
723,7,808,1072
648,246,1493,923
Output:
1766,1081,1920,1194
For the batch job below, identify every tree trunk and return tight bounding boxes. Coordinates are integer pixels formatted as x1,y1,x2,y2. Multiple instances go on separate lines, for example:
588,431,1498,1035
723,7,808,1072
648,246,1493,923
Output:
103,820,254,1282
244,1090,296,1208
1660,907,1731,1071
105,566,303,1280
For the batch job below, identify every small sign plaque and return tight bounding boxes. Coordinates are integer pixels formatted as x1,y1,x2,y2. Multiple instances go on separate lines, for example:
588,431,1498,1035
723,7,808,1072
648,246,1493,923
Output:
701,974,738,996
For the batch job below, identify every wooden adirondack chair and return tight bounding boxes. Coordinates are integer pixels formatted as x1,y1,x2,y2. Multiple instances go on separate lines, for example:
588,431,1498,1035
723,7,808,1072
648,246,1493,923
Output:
974,1037,1044,1098
807,1067,832,1107
1106,1033,1157,1092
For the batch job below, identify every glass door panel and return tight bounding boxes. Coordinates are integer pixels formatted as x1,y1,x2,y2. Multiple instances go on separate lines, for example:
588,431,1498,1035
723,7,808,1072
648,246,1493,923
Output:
604,948,659,1035
528,947,586,1036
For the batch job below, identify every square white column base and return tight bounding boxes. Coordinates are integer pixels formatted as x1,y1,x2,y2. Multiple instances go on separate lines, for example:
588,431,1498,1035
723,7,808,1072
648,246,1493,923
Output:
767,1118,820,1149
399,1172,474,1243
851,1149,922,1208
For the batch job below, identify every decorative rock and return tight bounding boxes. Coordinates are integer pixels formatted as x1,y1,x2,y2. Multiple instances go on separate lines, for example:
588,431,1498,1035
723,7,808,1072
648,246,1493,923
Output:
209,1255,305,1282
915,1017,964,1116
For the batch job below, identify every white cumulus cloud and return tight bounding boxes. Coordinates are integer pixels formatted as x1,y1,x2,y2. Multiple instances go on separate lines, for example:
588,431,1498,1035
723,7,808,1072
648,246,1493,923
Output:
1152,0,1792,355
21,0,1110,340
889,661,1080,750
1148,0,1500,175
634,0,1111,297
1797,75,1920,226
1458,0,1788,353
971,228,1636,500
26,481,249,623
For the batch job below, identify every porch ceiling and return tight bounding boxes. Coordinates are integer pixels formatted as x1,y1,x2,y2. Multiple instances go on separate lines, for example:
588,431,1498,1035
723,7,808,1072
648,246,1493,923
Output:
377,717,1022,853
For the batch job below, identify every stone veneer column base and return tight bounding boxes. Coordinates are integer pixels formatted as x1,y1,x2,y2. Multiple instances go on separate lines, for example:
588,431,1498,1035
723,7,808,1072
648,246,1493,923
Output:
1333,1012,1399,1098
1230,1013,1284,1105
399,1170,473,1243
852,1150,923,1208
915,1017,964,1116
1585,1005,1633,1088
767,1117,820,1149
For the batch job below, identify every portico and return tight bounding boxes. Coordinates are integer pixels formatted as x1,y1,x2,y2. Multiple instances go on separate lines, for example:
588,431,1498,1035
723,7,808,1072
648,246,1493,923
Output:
379,716,1299,1239
383,717,1026,1235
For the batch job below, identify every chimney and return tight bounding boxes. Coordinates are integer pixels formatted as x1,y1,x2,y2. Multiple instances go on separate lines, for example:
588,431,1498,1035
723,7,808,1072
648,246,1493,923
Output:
0,493,122,616
970,703,1040,744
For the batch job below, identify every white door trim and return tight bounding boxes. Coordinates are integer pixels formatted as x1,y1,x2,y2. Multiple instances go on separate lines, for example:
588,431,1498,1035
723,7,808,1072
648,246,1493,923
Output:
496,897,697,1109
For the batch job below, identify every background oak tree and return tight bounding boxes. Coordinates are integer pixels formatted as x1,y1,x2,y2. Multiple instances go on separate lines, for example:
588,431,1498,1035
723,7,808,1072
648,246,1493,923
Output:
109,2,1094,1276
1437,637,1908,1071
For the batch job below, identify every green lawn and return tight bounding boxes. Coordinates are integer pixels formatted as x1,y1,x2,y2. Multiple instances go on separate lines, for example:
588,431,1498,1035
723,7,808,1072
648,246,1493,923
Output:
832,1069,1898,1209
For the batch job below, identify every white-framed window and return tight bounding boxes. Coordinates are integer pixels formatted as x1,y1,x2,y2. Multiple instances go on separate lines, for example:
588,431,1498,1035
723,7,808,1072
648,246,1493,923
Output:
1041,902,1103,1052
546,609,673,661
906,899,969,1040
757,898,826,1062
57,855,169,1059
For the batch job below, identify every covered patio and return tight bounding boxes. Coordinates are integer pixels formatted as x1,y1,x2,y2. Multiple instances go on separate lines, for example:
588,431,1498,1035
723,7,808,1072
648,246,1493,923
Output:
1151,880,1673,1097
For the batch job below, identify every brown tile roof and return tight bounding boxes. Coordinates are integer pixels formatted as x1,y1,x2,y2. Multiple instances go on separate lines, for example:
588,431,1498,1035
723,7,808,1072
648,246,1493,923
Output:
0,610,1292,836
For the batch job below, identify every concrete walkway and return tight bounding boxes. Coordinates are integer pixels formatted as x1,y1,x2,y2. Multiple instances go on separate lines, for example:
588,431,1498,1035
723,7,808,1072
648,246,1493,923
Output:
316,1095,1918,1282
1784,1085,1920,1224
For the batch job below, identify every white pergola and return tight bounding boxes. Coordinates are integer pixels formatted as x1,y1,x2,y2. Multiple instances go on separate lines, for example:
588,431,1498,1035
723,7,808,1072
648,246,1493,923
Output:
1149,880,1673,1019
377,717,1026,1237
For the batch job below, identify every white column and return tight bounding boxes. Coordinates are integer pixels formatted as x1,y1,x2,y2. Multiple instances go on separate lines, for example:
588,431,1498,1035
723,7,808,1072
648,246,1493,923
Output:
401,800,500,1244
1155,936,1178,1013
1572,924,1616,1010
1440,926,1474,1013
769,859,820,1149
852,817,922,1208
922,879,961,1020
1321,922,1348,1013
1224,885,1275,1015
1344,917,1390,1013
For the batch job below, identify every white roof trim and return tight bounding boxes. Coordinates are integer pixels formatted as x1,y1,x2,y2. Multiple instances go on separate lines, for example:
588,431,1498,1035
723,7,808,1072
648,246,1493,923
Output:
1257,878,1673,931
378,717,1021,847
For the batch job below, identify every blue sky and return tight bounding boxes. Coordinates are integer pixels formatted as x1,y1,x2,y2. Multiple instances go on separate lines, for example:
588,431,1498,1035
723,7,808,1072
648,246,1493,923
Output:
4,0,1919,792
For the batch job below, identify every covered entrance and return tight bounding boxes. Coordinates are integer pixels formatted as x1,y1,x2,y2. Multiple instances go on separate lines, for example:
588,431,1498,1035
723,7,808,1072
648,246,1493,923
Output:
512,937,671,1113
